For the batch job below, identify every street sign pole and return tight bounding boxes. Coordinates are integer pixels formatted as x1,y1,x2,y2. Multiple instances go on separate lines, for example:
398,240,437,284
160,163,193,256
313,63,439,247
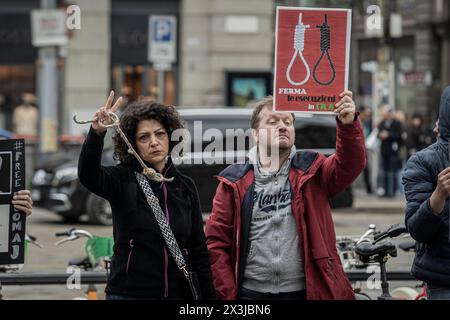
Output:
36,0,60,157
148,15,177,104
158,70,165,103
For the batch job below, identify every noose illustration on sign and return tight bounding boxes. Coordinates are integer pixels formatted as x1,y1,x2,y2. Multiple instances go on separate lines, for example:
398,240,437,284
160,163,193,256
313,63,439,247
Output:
313,14,336,86
286,13,311,86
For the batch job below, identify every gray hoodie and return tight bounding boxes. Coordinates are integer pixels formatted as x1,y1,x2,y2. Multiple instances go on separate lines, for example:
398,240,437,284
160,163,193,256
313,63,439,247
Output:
242,146,305,293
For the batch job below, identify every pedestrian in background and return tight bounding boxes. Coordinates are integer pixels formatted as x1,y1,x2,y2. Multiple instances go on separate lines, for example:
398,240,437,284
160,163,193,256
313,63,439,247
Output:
405,113,430,159
377,106,403,198
359,105,373,194
394,110,408,196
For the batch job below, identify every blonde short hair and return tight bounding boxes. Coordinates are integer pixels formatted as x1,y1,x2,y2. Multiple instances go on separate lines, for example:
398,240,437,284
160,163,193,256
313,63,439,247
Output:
250,96,295,129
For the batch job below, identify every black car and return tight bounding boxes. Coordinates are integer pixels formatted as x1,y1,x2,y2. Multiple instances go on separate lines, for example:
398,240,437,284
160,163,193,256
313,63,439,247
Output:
31,142,117,225
31,108,353,225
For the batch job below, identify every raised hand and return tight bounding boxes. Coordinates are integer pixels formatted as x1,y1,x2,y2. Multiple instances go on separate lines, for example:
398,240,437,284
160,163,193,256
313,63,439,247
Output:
92,90,123,134
334,91,356,125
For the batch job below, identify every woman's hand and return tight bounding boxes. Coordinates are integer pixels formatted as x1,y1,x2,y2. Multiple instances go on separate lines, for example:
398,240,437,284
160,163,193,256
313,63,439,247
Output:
92,90,124,135
11,190,33,217
334,91,356,125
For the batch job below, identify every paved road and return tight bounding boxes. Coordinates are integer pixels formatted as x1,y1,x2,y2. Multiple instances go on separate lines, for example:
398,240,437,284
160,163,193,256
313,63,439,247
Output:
1,192,420,300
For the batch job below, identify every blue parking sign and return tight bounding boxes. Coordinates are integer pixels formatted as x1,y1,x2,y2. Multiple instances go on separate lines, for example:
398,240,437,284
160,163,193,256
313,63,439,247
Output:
148,15,177,64
153,19,172,42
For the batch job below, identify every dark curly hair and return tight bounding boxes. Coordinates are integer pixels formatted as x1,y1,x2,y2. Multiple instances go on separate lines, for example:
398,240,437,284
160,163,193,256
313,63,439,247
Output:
112,101,184,166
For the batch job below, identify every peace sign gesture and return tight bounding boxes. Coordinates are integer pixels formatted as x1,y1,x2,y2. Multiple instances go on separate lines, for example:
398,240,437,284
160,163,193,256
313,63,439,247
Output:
92,90,124,134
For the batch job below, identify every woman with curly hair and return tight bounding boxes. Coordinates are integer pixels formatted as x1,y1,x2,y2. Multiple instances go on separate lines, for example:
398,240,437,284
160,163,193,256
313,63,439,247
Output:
78,91,215,300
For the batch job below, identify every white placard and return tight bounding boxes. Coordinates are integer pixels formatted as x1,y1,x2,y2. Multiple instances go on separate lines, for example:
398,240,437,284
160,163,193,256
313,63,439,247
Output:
31,9,68,47
0,205,9,253
224,15,259,34
390,13,403,38
148,15,177,65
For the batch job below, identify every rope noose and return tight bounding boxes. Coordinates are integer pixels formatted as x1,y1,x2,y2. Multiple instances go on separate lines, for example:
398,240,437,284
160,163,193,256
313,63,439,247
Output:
286,13,310,87
313,14,336,86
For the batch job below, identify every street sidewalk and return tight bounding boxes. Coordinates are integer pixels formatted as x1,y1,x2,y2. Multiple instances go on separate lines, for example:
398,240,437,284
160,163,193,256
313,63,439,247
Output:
335,189,406,214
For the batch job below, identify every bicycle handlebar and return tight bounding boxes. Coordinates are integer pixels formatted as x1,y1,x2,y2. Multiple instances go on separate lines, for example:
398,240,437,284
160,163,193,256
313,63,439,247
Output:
55,228,76,237
373,223,407,243
356,224,376,244
54,228,94,246
25,234,44,248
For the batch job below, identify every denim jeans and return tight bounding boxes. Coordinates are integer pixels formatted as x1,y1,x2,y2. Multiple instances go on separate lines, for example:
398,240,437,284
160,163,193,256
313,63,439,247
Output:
426,285,450,300
378,155,400,197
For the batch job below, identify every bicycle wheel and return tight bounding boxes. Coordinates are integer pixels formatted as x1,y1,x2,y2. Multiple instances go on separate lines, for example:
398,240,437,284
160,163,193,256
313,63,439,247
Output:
391,287,419,300
355,292,371,300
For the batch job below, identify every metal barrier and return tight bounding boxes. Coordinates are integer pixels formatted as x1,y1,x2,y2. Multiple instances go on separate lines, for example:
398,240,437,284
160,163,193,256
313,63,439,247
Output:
0,269,415,286
346,269,415,281
0,271,107,286
0,272,108,300
0,269,417,299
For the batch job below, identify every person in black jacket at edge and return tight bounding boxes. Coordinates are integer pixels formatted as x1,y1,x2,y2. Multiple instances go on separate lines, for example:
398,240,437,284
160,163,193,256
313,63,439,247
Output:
78,91,215,300
402,86,450,300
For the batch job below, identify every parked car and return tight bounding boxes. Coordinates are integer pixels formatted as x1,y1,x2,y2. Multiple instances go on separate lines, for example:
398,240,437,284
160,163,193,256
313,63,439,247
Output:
31,143,117,225
31,108,353,225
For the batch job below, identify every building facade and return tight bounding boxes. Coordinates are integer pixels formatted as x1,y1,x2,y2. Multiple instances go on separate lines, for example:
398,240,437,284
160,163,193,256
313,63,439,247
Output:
63,0,274,136
0,0,449,137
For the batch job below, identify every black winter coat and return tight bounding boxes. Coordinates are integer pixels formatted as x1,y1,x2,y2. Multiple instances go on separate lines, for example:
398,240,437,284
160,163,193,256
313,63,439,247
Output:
78,127,215,299
402,86,450,287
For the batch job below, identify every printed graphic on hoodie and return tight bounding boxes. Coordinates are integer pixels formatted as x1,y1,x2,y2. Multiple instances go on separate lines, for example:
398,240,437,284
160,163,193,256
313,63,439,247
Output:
253,187,292,217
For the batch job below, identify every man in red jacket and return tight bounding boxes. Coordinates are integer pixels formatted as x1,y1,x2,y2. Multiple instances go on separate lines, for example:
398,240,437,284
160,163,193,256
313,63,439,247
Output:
205,91,366,300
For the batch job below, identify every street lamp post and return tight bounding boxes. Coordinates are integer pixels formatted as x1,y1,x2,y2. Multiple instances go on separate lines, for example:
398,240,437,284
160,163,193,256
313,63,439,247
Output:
38,0,59,159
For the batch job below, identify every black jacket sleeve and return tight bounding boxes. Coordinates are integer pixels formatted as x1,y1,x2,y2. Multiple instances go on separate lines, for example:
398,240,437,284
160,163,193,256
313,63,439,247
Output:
403,153,443,242
78,126,123,202
185,178,216,300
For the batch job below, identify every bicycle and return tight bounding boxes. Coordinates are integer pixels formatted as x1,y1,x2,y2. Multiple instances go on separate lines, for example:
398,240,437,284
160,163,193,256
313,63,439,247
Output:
336,224,377,297
391,238,428,300
353,222,414,300
55,228,114,300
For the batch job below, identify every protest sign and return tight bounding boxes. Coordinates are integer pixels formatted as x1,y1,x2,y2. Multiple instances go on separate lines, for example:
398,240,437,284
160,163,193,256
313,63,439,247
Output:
0,139,26,265
274,7,352,114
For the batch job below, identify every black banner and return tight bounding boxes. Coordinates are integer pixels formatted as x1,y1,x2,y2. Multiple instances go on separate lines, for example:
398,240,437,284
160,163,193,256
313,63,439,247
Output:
0,139,26,265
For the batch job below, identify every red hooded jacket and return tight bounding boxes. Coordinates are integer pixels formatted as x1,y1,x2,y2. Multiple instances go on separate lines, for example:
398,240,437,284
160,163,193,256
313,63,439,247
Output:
205,117,366,300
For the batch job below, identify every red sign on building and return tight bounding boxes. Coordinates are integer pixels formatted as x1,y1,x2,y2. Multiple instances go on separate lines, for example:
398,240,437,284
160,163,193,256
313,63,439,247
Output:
273,7,352,114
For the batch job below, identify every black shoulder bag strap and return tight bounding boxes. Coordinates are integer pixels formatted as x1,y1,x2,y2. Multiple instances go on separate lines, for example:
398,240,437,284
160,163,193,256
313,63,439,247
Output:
134,172,200,300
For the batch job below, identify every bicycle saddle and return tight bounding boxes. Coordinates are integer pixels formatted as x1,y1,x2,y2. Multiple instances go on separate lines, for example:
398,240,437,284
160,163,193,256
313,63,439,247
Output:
355,240,397,261
398,240,416,252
